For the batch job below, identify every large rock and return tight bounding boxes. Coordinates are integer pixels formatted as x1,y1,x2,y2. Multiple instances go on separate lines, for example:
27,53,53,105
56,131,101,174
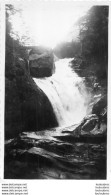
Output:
5,57,58,139
92,95,107,118
29,46,55,78
62,114,107,137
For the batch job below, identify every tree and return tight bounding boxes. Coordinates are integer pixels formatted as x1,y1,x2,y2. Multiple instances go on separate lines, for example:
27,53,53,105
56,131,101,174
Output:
77,6,108,61
76,6,108,79
5,5,29,79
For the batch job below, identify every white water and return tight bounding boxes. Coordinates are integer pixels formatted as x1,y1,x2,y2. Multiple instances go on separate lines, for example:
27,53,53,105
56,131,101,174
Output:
33,58,88,127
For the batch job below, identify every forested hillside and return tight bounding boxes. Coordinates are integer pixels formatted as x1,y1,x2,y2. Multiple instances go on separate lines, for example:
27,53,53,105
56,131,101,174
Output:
55,6,108,87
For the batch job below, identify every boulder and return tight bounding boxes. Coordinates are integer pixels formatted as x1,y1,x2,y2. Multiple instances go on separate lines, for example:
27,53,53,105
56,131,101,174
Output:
81,117,98,132
92,95,107,117
5,57,58,139
29,46,55,78
70,114,106,137
72,114,99,136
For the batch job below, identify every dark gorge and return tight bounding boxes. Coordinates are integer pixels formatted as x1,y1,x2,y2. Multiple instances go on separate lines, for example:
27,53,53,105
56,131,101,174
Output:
5,48,107,179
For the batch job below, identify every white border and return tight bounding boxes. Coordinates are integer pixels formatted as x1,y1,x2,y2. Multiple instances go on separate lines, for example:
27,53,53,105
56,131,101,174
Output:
0,1,111,195
0,1,5,180
107,0,111,182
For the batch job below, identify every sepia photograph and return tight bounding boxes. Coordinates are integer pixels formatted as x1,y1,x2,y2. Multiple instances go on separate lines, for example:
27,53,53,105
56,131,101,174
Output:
4,2,108,180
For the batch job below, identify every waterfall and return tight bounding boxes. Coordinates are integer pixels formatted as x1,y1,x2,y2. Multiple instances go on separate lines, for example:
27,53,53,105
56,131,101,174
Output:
33,58,88,127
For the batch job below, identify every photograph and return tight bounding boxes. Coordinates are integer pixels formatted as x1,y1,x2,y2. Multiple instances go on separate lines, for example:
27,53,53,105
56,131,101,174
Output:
4,2,108,179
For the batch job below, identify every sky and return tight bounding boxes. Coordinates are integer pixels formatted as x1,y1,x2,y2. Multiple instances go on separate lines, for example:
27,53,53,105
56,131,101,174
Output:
11,2,92,48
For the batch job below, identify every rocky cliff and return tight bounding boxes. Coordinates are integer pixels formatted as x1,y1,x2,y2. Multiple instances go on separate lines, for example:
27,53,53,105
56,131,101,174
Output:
5,56,57,139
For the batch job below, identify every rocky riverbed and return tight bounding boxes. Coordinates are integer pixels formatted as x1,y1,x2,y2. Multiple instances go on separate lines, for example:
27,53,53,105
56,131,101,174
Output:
5,111,107,179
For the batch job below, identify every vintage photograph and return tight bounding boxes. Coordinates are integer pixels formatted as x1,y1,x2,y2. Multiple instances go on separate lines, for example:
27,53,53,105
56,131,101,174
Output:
4,2,108,179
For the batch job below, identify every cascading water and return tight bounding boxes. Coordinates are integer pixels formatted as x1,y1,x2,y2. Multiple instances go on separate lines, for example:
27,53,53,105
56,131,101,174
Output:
33,58,88,127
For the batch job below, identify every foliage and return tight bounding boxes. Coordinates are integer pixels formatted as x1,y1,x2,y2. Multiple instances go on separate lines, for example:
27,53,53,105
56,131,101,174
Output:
5,5,29,79
73,6,108,81
77,6,108,61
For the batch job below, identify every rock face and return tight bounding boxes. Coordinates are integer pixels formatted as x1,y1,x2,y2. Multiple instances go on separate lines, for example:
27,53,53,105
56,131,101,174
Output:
29,46,55,78
5,57,58,139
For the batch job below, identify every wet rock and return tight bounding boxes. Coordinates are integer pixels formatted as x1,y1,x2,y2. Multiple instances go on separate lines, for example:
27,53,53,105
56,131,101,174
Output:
81,118,98,132
92,95,107,116
68,113,107,138
90,122,107,135
29,46,55,78
72,114,98,136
